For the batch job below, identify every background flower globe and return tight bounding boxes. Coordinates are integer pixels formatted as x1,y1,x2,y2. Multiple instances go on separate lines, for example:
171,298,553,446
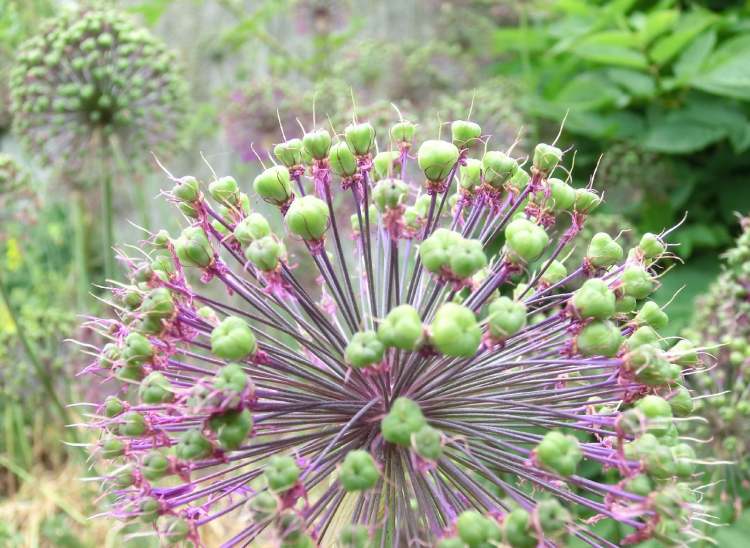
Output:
9,5,188,183
82,110,706,546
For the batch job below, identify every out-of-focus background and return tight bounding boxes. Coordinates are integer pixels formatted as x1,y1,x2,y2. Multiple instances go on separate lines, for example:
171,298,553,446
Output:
1,0,750,545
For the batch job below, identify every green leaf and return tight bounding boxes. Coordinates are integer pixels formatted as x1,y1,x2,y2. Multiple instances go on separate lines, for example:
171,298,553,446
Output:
553,73,631,111
633,9,680,47
643,117,726,154
571,43,648,68
606,68,656,98
649,11,717,65
128,0,174,26
493,27,550,53
692,34,750,100
673,30,716,82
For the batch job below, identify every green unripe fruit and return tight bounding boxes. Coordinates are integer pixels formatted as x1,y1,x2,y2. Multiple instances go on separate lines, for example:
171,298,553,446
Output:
482,150,517,188
536,431,582,476
175,429,212,461
104,396,125,418
209,408,253,450
459,158,482,192
413,424,443,461
572,278,616,320
574,188,601,212
339,450,380,491
174,226,213,268
211,316,257,360
373,150,401,180
639,233,665,258
265,455,300,492
532,143,562,174
161,517,190,544
234,213,271,245
671,443,695,478
436,538,464,548
430,303,481,358
214,362,249,393
139,497,160,522
616,295,637,314
274,138,305,167
635,301,668,330
420,228,461,274
487,296,527,339
142,450,170,481
246,236,285,272
417,140,459,182
669,387,693,417
508,168,531,193
339,524,370,548
114,465,136,488
456,510,501,547
451,120,481,148
577,321,622,357
627,344,678,386
328,141,358,178
303,129,332,161
139,288,175,330
381,397,426,446
536,499,570,542
119,412,147,436
547,178,576,211
449,239,487,279
377,305,423,351
285,195,329,241
172,176,200,202
541,260,567,286
208,176,239,206
350,205,379,233
636,395,673,436
372,178,408,212
626,326,660,351
390,120,415,144
414,194,433,217
625,474,653,497
253,165,293,206
621,266,654,300
249,491,278,521
101,437,125,459
123,332,153,366
139,372,174,404
586,233,623,268
504,218,549,263
345,330,385,369
178,201,199,218
503,508,536,548
670,340,698,367
345,122,375,156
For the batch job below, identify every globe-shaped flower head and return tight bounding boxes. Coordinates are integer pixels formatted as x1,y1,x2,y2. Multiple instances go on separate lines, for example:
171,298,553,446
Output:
9,6,187,181
82,113,707,546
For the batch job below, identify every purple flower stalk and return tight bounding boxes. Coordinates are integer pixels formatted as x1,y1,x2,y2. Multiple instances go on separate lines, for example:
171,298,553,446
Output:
80,115,708,547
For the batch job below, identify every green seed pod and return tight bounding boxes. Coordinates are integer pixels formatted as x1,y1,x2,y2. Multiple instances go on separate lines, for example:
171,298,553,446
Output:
234,213,272,245
574,188,601,213
586,233,623,268
626,326,661,351
377,304,423,351
669,339,698,367
487,297,527,339
211,316,257,361
459,158,482,193
339,524,370,548
253,165,293,206
536,499,570,543
436,538,464,548
390,120,416,145
114,464,137,488
174,226,213,268
142,450,170,481
547,178,576,211
303,129,332,161
616,295,637,314
420,228,462,274
636,395,673,436
449,239,487,279
139,372,174,404
265,455,300,492
345,331,385,369
639,233,666,259
245,236,285,272
577,320,622,357
209,408,253,450
372,178,408,212
123,332,154,366
621,266,654,300
451,120,481,149
119,412,147,437
339,450,380,492
624,474,653,497
101,437,125,459
104,396,125,418
532,143,562,174
173,176,200,203
139,497,161,522
668,387,693,417
99,342,120,369
571,279,616,320
412,424,443,461
372,150,401,181
249,492,278,521
457,510,502,547
430,302,481,358
161,516,190,544
285,195,329,241
274,138,305,168
328,141,358,178
671,443,695,478
417,140,459,182
345,122,376,156
175,429,212,460
139,287,175,330
214,362,249,393
381,397,426,446
208,176,239,206
503,508,536,548
536,430,582,476
482,150,518,188
504,218,549,264
540,260,567,286
635,301,668,330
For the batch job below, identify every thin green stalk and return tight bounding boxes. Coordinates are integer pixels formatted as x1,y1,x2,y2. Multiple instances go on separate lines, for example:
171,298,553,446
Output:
72,191,89,309
134,179,152,231
101,170,116,281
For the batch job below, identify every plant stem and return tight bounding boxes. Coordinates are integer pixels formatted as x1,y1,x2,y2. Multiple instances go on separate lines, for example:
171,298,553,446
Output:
72,191,89,309
101,170,116,281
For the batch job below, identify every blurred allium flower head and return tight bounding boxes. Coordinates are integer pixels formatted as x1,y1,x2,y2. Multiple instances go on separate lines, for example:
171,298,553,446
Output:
684,216,750,521
0,153,37,230
9,5,187,182
82,112,709,546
